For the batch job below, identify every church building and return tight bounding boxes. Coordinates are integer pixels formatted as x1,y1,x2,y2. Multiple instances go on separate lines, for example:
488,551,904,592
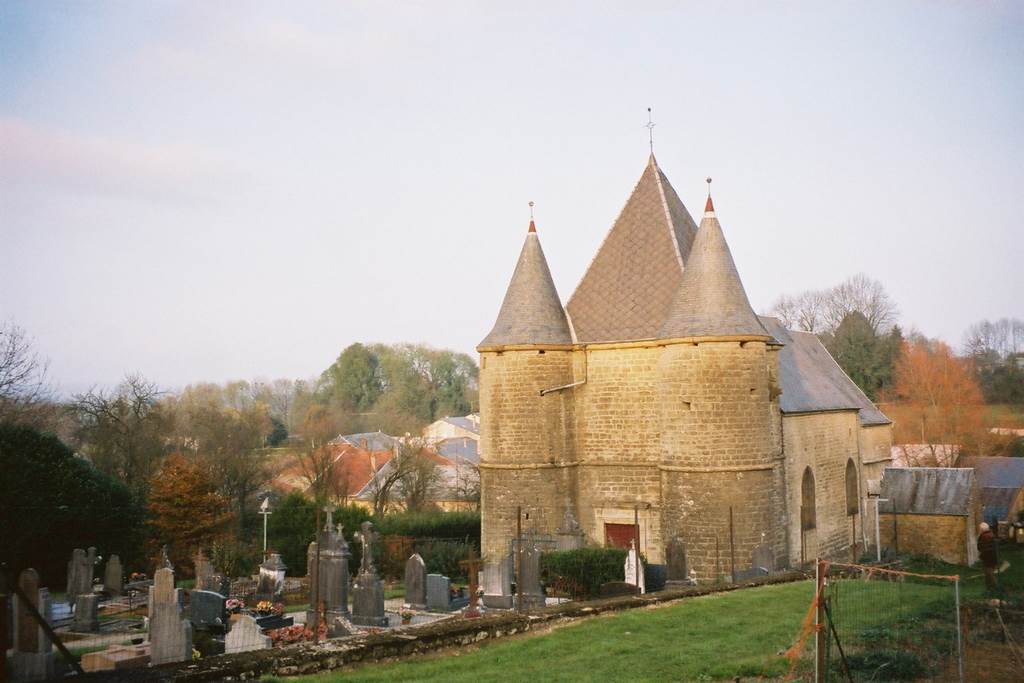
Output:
477,154,893,595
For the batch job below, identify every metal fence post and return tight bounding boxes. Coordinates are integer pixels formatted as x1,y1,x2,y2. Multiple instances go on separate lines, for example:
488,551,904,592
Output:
954,577,964,683
815,559,825,683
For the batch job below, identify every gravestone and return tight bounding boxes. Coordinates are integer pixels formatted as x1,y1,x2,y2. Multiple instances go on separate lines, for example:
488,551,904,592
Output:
555,509,585,551
73,593,99,632
306,509,351,636
148,567,192,666
624,541,646,594
646,564,667,592
482,554,513,609
404,553,427,609
66,548,92,598
425,574,451,612
158,545,173,570
189,590,226,630
350,521,387,627
225,615,271,654
751,540,775,574
517,538,545,610
193,550,215,591
665,536,688,582
256,553,287,602
104,554,123,597
10,569,56,682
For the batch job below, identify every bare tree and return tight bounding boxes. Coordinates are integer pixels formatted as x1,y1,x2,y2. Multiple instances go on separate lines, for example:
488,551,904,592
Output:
71,374,171,497
964,318,1024,359
396,440,443,512
771,274,897,335
0,321,53,423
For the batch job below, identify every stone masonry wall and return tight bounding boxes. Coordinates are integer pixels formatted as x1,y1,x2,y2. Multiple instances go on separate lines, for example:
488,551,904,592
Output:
479,349,576,561
878,514,969,565
782,412,861,566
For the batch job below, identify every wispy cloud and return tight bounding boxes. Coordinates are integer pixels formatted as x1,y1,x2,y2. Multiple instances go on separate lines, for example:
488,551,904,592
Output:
0,118,245,204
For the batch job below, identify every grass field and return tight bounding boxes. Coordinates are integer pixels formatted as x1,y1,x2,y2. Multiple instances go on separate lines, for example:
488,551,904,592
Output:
271,580,816,682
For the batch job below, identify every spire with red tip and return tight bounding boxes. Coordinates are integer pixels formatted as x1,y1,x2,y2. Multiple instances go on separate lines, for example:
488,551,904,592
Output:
704,177,715,214
528,201,537,233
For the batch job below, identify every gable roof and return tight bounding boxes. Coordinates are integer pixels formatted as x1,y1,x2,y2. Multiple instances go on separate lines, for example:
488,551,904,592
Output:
443,416,479,435
566,155,698,342
334,431,400,452
878,467,977,516
761,317,891,426
660,200,770,340
979,487,1020,523
957,456,1024,490
479,223,572,348
436,436,479,464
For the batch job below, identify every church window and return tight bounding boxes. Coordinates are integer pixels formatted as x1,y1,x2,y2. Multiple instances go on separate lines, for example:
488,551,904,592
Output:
845,459,859,516
801,467,816,530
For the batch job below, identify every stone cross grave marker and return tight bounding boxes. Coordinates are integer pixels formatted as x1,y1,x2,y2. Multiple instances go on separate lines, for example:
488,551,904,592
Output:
404,553,427,609
459,549,483,618
350,521,386,627
306,510,351,636
149,567,192,666
193,549,214,591
624,540,646,594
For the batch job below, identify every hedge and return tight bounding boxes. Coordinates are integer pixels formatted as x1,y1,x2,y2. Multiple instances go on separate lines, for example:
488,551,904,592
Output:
541,547,629,599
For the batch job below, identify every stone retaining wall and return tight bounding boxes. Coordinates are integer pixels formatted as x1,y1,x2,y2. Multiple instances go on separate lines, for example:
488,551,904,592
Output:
84,571,806,682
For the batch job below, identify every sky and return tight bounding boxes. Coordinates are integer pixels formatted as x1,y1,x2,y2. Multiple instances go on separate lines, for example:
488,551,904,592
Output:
2,1,1022,396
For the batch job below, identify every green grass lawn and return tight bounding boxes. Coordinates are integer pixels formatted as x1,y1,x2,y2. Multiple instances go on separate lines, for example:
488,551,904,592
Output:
272,580,816,682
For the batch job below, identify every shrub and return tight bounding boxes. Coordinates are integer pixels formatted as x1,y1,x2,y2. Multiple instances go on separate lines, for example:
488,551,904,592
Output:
541,547,628,599
375,510,480,543
0,424,145,585
844,650,927,680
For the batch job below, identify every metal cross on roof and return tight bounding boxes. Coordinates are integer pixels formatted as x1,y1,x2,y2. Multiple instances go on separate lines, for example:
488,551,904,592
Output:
644,107,656,153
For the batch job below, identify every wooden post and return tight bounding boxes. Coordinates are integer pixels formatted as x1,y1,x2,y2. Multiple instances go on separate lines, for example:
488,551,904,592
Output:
516,506,523,613
815,559,826,683
729,506,737,584
311,506,321,636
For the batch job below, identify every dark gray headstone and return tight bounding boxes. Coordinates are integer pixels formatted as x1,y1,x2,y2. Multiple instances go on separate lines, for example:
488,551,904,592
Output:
646,564,667,592
666,536,688,581
104,554,123,597
404,553,426,609
518,540,544,609
306,514,352,636
189,590,226,630
350,572,386,627
73,594,99,632
426,574,451,612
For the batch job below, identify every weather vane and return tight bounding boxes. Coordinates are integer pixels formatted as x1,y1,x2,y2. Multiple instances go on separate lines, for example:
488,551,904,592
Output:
706,176,712,196
529,200,534,220
644,107,656,153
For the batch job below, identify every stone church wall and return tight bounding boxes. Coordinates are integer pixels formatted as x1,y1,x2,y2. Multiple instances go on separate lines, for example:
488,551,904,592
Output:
782,411,861,566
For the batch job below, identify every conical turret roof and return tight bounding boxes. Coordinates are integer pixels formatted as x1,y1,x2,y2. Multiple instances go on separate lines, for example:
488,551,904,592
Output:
659,197,771,339
479,221,572,349
566,155,698,343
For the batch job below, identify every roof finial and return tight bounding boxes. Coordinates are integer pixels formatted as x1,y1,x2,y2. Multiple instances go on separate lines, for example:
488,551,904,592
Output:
528,201,536,233
705,177,714,213
644,107,656,154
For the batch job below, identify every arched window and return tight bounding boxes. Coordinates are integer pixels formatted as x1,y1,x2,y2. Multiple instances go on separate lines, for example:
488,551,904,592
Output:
801,467,816,530
845,459,859,516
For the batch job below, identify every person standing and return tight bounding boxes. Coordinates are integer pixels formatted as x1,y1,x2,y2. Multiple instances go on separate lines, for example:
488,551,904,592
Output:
977,522,998,590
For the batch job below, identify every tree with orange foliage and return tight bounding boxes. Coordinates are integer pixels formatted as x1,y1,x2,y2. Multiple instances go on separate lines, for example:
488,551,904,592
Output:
148,453,236,571
884,337,989,458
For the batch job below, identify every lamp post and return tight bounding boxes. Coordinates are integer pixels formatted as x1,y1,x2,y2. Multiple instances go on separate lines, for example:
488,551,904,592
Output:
259,497,273,557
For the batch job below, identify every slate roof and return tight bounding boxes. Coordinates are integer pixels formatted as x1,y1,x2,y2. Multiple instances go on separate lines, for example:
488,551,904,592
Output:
566,155,698,342
980,487,1019,523
443,416,480,435
437,436,480,464
335,431,400,452
479,223,572,348
661,201,770,339
761,317,891,426
957,456,1024,490
878,468,977,516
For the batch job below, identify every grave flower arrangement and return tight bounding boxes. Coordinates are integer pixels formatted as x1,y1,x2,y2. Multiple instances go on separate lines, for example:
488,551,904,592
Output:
267,620,327,647
400,609,413,625
226,598,244,613
255,600,274,616
272,602,285,616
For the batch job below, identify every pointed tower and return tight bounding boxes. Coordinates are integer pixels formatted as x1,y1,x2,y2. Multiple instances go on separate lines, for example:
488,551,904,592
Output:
478,217,578,605
479,219,572,347
656,189,784,581
659,194,771,340
566,155,698,342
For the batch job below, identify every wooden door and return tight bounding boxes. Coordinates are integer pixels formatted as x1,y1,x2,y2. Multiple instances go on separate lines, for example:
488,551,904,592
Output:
605,523,638,549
